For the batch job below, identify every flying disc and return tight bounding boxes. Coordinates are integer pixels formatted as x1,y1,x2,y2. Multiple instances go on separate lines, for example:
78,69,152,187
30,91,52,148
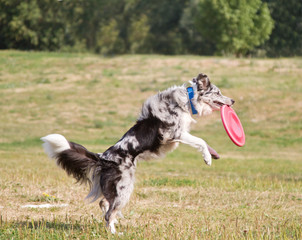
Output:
221,105,245,147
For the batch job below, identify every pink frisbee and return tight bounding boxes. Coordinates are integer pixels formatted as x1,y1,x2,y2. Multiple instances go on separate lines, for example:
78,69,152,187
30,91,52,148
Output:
221,105,245,147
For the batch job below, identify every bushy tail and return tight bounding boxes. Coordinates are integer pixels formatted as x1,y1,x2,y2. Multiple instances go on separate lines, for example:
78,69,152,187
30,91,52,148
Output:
41,134,102,201
41,134,70,159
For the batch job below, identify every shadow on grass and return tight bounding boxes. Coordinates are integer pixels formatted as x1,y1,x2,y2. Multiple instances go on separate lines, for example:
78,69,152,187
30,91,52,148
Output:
0,217,106,231
0,217,115,239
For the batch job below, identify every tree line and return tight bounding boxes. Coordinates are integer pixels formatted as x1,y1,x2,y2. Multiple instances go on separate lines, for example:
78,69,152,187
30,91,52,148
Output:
0,0,301,57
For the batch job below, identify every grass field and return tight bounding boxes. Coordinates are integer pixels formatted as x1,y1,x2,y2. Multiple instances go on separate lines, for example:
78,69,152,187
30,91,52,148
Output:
0,51,301,239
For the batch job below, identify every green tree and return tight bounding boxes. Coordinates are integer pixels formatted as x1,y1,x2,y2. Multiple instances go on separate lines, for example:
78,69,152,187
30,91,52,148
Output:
36,0,65,50
179,0,216,55
63,0,126,51
124,0,188,54
264,0,302,57
0,0,40,49
128,14,150,53
96,19,124,55
0,0,66,50
195,0,274,56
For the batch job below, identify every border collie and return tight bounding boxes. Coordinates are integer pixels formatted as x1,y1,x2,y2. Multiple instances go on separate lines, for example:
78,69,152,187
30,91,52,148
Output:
41,73,234,234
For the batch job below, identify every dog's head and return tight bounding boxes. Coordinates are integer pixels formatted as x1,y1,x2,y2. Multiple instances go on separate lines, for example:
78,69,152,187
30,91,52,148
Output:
190,73,234,115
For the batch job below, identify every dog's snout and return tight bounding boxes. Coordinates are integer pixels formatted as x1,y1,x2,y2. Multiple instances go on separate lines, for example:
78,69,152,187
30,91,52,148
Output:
231,99,235,105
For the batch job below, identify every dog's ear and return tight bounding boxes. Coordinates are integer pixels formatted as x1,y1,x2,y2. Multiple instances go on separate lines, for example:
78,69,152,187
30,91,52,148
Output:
194,73,211,91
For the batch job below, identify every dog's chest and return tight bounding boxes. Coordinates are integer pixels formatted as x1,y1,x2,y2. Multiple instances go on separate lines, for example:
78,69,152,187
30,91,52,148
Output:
163,113,193,139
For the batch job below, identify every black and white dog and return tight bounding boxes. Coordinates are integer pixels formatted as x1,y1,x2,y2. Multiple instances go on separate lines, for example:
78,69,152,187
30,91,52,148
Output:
41,73,234,234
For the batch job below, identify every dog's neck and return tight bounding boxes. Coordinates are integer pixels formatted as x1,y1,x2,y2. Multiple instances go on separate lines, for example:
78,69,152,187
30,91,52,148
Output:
185,82,213,117
186,87,198,115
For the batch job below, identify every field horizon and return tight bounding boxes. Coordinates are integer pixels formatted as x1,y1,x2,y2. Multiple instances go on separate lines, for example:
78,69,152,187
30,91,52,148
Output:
0,51,301,239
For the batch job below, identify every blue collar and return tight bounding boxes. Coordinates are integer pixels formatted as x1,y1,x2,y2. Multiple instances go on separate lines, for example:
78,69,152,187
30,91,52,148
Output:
187,87,198,115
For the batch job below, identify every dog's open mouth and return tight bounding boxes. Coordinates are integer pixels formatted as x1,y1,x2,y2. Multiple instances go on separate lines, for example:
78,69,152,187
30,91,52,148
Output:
213,101,224,107
213,101,233,107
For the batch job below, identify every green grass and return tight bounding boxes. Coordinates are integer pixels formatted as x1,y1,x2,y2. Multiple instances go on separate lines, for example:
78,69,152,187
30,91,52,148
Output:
0,50,301,239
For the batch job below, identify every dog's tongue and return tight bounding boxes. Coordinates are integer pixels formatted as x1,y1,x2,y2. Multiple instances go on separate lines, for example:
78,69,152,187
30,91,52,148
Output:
207,144,220,159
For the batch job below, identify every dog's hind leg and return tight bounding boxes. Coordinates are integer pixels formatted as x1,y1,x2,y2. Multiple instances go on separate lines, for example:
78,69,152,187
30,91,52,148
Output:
100,198,123,220
105,173,134,234
177,132,212,165
105,200,126,234
99,198,109,216
105,205,119,234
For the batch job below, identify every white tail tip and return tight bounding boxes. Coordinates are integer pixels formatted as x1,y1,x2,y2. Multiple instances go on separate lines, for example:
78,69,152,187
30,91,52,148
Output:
41,134,70,158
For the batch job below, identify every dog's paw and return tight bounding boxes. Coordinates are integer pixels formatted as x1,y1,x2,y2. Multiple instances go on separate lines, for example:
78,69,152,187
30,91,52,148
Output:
203,151,212,166
109,222,116,234
207,144,220,159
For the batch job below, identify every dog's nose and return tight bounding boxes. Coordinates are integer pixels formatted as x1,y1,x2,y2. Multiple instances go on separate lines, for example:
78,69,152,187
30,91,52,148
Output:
231,99,235,105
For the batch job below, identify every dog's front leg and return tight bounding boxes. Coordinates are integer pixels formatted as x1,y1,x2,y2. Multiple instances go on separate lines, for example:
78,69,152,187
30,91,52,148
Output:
178,132,212,166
